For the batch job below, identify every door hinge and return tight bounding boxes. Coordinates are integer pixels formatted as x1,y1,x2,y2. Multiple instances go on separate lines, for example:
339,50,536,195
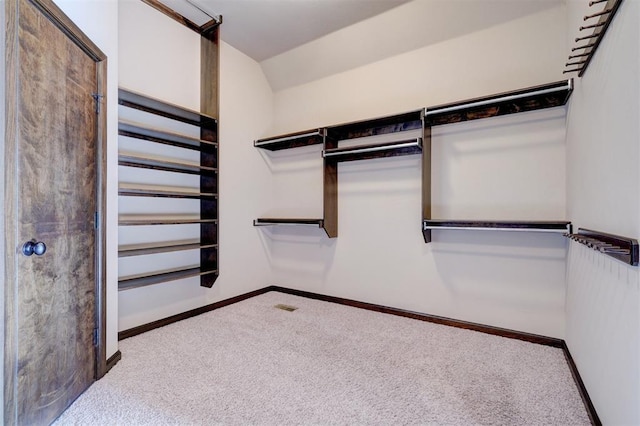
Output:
95,212,99,229
91,93,104,114
93,328,98,346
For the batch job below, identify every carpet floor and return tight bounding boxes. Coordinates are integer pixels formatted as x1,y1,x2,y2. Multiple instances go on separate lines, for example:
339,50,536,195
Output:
55,291,590,425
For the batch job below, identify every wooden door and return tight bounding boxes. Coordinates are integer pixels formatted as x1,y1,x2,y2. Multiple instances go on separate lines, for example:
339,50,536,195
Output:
3,0,107,424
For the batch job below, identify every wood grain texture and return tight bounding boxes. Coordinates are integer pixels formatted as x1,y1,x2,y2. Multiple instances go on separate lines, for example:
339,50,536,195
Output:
421,122,432,243
323,134,338,238
140,0,201,33
200,27,220,288
4,0,107,423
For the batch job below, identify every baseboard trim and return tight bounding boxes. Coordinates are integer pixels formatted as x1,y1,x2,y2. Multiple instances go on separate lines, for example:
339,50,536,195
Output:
562,342,602,426
105,350,121,373
270,286,563,347
118,287,273,340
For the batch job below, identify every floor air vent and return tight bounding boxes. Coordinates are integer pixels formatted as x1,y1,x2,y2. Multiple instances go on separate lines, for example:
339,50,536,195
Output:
274,304,298,312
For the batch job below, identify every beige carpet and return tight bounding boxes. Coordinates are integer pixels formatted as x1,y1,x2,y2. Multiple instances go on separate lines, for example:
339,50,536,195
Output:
55,291,590,425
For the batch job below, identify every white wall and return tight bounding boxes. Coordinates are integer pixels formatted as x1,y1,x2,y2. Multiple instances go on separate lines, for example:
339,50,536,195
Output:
564,0,640,423
258,5,570,338
117,0,274,331
53,0,119,358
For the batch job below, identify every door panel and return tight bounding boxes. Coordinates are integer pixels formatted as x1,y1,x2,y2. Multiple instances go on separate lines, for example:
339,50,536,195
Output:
5,0,103,424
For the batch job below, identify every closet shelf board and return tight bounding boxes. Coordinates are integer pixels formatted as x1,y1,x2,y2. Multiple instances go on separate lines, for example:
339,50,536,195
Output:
118,240,218,257
119,120,217,151
424,80,573,126
118,215,218,226
254,129,324,150
118,183,217,199
118,152,217,175
118,266,218,291
327,110,423,140
118,87,217,130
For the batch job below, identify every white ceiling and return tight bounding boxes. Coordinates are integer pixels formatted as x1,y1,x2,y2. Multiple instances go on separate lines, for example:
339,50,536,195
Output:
187,0,413,61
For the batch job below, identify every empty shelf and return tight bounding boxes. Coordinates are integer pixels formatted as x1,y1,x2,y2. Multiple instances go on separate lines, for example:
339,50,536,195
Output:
118,240,218,257
323,138,422,162
254,129,324,150
118,266,218,291
254,218,325,227
565,228,639,266
119,120,217,151
118,88,217,129
423,220,572,233
119,183,217,199
425,80,573,126
327,110,423,140
119,215,218,226
119,152,217,175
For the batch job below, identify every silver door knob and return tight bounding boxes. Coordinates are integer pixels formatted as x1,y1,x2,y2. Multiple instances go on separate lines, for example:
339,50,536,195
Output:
22,240,46,256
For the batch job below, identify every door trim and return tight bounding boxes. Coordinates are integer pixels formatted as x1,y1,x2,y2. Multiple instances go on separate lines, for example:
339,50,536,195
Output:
3,0,107,423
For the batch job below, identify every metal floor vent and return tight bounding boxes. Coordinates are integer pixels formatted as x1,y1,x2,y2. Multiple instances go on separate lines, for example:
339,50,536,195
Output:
274,304,298,312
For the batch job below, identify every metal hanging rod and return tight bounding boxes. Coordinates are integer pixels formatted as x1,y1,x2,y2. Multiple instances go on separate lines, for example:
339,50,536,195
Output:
322,138,422,158
184,0,221,23
424,80,572,116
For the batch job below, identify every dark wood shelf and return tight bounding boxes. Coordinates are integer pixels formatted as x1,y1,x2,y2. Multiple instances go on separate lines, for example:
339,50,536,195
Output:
327,110,423,140
118,215,218,226
118,88,217,130
118,266,218,291
423,220,572,233
118,240,218,257
565,228,639,266
424,80,573,126
253,218,325,227
119,152,217,175
254,129,324,151
323,138,422,162
119,120,217,152
119,183,217,199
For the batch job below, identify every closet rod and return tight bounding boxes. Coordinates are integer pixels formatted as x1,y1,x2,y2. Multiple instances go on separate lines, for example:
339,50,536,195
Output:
322,138,421,158
425,80,572,116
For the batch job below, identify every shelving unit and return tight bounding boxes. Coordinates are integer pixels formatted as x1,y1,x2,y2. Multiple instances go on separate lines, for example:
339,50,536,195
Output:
254,80,572,243
422,79,574,243
565,228,638,266
118,88,219,289
254,110,424,238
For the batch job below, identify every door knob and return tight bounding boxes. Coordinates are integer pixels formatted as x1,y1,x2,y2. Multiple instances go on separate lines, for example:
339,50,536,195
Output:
22,240,46,256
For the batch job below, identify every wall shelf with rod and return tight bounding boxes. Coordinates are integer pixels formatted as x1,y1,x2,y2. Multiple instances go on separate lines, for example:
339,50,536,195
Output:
323,138,422,162
565,228,638,266
422,79,574,243
254,129,325,151
118,87,219,289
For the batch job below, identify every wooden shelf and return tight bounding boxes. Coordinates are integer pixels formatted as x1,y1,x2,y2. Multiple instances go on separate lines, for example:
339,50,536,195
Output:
254,129,324,151
118,88,217,130
118,215,217,226
253,218,325,227
423,220,572,233
327,110,423,140
118,240,217,257
566,228,639,266
119,183,217,199
119,152,217,175
323,138,422,162
119,120,217,152
118,266,218,291
424,80,573,126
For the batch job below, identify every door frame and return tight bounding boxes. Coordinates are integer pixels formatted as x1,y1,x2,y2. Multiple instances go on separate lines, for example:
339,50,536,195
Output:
2,0,107,423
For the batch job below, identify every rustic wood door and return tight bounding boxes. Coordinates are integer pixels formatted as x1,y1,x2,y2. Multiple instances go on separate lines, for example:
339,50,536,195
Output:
3,0,107,424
